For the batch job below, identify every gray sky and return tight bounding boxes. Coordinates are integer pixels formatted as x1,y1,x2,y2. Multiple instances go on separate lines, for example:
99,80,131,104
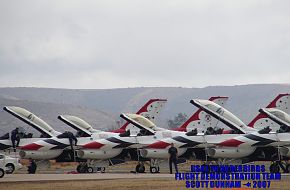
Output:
0,0,289,89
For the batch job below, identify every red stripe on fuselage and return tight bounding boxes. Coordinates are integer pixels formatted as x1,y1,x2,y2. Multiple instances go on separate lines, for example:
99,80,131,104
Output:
218,139,244,147
82,141,104,149
21,143,43,150
147,141,170,149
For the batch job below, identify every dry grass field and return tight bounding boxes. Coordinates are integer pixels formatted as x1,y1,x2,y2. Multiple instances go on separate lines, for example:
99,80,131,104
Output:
1,178,184,190
1,160,290,189
2,178,290,190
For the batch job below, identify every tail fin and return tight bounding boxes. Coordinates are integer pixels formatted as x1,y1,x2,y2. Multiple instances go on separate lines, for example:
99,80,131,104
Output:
173,96,229,132
111,99,167,133
248,94,290,129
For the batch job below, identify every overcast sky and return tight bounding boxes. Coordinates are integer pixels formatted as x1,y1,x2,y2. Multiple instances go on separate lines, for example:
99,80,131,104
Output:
0,0,289,89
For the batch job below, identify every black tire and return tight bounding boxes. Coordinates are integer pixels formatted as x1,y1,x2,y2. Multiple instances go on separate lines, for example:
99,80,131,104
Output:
0,169,4,178
5,164,15,174
135,164,145,173
76,164,82,173
76,164,87,173
274,165,280,173
269,164,275,173
270,163,280,173
150,167,158,173
101,167,106,173
87,167,94,173
286,164,290,173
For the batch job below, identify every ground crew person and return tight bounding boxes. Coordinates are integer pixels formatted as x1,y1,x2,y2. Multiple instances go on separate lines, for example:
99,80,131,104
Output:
11,127,20,151
27,158,37,174
168,143,178,174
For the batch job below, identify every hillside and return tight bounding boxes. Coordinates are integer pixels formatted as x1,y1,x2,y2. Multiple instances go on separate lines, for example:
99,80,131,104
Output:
0,84,290,135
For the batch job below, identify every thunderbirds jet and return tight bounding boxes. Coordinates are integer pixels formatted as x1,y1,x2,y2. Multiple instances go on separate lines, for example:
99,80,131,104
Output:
172,96,228,132
215,107,290,173
20,96,228,173
139,94,290,172
69,95,289,173
0,106,61,154
17,99,167,172
74,96,229,173
58,99,167,138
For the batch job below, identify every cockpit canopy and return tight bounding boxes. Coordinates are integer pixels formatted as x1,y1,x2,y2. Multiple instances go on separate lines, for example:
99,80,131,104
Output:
198,99,247,129
4,106,57,137
59,115,100,135
264,108,290,125
124,113,156,129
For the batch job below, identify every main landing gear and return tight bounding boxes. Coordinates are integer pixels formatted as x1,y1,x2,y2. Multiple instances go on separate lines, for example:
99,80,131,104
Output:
269,161,290,173
76,162,106,173
135,159,160,173
135,162,145,173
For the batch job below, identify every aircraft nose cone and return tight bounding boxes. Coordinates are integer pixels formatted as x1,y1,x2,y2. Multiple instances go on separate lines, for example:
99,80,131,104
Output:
218,139,244,147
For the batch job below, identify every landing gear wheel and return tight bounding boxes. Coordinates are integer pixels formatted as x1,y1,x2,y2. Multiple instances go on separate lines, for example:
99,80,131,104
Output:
0,169,4,178
135,164,145,173
5,164,15,174
87,167,94,173
270,163,280,173
150,166,160,173
150,167,157,173
286,164,290,173
101,167,106,173
77,163,87,173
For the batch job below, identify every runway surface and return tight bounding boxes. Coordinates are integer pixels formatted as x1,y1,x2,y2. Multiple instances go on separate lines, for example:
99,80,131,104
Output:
0,173,175,182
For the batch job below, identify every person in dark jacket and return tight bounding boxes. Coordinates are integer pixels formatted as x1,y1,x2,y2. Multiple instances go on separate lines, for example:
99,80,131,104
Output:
27,158,37,174
11,127,20,151
168,143,178,174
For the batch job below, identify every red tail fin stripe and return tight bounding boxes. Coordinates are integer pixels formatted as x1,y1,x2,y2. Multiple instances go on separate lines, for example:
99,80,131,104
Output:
111,99,167,133
136,99,167,114
247,113,268,128
208,96,229,101
266,94,290,108
175,110,202,131
248,94,290,127
111,128,126,133
174,96,228,131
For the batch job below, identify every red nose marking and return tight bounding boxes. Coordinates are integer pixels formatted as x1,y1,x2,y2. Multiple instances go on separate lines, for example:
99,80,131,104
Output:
82,141,104,149
147,141,170,149
21,143,43,150
219,139,244,147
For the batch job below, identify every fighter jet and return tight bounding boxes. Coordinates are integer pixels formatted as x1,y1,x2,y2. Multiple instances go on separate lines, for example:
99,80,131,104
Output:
140,94,290,172
18,99,167,172
216,107,290,173
0,106,61,154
